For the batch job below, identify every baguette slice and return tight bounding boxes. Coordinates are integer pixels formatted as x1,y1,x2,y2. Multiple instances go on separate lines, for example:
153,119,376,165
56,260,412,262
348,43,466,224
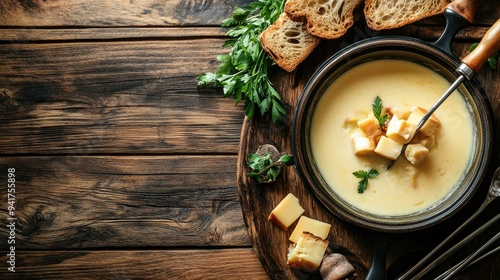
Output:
260,13,321,72
285,0,363,39
364,0,449,30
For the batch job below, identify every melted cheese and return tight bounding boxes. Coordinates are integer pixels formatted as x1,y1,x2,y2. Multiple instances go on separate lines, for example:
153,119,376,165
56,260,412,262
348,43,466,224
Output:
310,59,474,216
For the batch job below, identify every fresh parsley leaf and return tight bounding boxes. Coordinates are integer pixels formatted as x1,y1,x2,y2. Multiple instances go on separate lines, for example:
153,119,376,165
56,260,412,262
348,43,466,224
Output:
197,0,286,129
353,169,379,193
247,151,293,184
278,154,294,165
266,167,281,183
247,153,272,171
469,42,498,70
372,96,389,128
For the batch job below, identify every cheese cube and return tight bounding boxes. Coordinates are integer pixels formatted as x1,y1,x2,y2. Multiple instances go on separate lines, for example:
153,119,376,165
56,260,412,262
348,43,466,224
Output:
374,136,403,160
289,216,331,244
407,107,440,136
351,132,376,156
343,116,359,129
386,116,417,144
387,107,411,120
412,134,436,150
357,116,382,138
268,193,305,230
405,144,429,165
287,232,329,273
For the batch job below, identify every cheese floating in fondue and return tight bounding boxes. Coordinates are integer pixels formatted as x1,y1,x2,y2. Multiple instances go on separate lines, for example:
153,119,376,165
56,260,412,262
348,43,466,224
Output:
310,59,474,216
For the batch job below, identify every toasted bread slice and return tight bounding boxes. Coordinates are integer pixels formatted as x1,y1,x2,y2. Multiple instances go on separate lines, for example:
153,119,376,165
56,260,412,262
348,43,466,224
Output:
260,13,322,72
364,0,449,30
287,231,329,273
285,0,363,39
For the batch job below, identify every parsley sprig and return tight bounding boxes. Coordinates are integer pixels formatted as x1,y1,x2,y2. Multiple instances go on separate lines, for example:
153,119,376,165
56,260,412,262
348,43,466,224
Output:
198,0,287,128
247,152,293,184
353,169,379,193
372,96,389,128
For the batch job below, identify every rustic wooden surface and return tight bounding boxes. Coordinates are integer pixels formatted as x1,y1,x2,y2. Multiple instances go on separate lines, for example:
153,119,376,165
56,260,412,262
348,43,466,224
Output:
0,0,498,279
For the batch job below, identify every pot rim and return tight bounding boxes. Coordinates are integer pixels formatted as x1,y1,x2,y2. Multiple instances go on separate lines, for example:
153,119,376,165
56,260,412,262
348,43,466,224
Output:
291,37,494,233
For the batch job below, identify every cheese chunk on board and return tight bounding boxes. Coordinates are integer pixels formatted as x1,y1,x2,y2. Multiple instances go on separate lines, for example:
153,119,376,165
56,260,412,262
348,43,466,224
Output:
268,193,305,230
289,216,331,244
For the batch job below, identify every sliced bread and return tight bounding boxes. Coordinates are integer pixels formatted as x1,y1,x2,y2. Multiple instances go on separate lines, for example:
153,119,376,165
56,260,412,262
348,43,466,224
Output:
260,13,322,72
364,0,450,30
285,0,363,40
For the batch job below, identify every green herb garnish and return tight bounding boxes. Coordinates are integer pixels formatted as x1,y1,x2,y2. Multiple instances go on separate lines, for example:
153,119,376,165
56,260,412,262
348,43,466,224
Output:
198,0,287,129
353,169,379,193
372,96,389,128
247,152,293,184
469,42,498,70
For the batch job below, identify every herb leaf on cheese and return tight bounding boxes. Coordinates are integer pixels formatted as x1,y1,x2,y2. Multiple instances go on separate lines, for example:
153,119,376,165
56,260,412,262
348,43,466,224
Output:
372,96,389,128
353,169,379,193
197,0,287,130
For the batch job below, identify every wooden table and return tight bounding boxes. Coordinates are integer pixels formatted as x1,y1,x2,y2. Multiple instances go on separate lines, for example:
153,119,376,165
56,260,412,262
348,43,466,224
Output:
0,1,498,279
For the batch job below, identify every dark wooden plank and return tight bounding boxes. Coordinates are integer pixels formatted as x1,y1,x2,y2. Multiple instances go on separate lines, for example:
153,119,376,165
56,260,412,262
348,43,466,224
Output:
0,25,492,44
391,25,493,41
0,27,226,42
0,0,253,27
0,155,250,249
0,0,497,28
0,249,270,279
0,39,244,155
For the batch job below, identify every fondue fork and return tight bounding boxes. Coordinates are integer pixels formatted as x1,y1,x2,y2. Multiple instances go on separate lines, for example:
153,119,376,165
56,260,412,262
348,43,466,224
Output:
397,166,500,280
436,233,500,280
435,243,500,280
386,18,500,170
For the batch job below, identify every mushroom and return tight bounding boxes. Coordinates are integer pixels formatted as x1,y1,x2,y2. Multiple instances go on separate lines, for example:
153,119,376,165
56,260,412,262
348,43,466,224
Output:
319,253,355,280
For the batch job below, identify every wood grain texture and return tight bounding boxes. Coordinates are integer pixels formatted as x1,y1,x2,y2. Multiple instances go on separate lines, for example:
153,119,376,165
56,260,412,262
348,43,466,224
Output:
0,0,499,279
0,0,254,27
0,155,250,249
0,0,497,27
0,249,270,280
0,27,226,42
237,18,500,279
0,39,244,155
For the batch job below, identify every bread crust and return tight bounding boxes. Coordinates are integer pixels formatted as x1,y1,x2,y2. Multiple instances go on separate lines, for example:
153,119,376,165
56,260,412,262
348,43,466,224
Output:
287,231,329,273
364,0,450,30
285,0,364,39
260,13,321,72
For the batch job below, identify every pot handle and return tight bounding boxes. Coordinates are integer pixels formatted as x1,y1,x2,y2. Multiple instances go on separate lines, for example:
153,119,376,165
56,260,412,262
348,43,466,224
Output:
447,0,484,24
433,0,484,54
365,236,391,280
461,19,500,74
